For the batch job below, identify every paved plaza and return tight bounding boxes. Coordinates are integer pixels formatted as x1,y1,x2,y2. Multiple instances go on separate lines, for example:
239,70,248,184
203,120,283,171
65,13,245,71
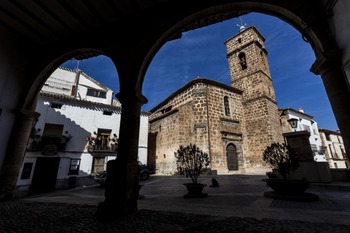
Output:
1,175,349,232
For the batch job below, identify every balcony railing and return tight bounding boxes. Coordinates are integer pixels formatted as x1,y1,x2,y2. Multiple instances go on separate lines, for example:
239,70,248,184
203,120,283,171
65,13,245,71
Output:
86,144,118,153
86,135,118,153
27,135,70,155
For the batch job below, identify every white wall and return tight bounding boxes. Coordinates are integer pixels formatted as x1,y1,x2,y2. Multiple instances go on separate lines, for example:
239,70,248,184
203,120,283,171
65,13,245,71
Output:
138,114,149,164
16,67,149,190
287,111,325,162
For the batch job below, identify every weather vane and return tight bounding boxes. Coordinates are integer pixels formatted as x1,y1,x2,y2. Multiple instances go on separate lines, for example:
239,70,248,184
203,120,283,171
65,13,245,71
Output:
237,16,247,32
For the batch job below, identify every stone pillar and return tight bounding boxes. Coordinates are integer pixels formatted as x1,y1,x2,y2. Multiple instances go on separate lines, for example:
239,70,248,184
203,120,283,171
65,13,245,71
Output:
311,51,350,160
0,110,40,201
283,131,313,161
96,91,147,219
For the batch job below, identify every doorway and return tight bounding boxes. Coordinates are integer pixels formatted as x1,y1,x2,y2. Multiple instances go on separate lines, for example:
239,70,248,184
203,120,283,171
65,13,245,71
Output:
30,157,60,195
92,156,106,174
227,144,238,171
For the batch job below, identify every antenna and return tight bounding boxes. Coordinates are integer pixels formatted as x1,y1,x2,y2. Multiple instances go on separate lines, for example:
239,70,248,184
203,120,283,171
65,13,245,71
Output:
236,16,247,32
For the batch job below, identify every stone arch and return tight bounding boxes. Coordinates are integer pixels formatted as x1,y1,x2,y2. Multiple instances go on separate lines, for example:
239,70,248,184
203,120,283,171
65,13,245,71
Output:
137,2,348,164
1,0,348,213
138,2,335,92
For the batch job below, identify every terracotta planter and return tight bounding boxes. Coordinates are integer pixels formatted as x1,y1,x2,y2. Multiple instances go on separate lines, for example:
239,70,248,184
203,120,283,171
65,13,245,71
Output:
183,183,208,198
265,178,309,194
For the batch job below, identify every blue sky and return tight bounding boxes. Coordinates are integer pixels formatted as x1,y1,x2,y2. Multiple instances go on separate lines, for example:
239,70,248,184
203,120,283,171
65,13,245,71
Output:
62,13,338,131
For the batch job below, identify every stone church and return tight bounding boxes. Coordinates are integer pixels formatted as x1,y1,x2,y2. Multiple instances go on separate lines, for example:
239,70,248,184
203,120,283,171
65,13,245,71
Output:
148,25,284,175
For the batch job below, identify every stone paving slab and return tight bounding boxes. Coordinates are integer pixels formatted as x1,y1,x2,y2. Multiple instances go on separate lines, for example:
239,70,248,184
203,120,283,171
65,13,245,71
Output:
1,201,350,233
18,175,350,232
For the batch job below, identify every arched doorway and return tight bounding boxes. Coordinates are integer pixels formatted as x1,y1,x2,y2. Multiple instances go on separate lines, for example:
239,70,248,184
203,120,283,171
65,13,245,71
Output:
226,144,238,171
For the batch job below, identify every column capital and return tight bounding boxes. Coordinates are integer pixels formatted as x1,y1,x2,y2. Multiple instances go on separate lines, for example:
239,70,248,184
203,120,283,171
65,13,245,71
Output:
115,92,148,106
17,109,41,121
311,49,341,75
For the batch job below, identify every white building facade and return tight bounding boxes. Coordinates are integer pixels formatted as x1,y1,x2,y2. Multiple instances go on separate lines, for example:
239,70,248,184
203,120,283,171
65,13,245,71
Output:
16,67,149,196
279,107,326,162
319,129,349,169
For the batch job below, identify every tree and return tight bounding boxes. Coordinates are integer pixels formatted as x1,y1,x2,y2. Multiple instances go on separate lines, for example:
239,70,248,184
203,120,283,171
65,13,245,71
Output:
175,144,210,184
262,142,298,180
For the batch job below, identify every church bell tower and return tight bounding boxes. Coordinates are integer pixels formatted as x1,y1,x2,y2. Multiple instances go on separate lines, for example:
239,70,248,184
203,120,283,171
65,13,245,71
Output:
225,24,283,167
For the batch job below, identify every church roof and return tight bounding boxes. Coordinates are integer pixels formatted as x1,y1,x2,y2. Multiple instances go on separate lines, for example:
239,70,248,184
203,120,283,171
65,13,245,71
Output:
150,77,242,112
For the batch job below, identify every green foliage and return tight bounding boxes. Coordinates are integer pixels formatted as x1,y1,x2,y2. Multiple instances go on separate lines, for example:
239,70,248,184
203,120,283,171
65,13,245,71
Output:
262,142,299,180
175,144,210,184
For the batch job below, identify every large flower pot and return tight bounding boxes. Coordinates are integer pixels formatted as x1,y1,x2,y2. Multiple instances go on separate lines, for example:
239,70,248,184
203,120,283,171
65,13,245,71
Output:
265,179,309,194
264,178,319,201
183,183,208,198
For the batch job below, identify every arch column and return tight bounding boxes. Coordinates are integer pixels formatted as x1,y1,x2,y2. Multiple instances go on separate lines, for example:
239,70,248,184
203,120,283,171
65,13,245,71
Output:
96,86,148,219
0,109,40,201
311,51,350,159
93,24,156,218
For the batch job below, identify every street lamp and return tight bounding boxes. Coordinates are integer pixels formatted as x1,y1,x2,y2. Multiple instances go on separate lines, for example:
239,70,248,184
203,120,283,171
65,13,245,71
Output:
287,118,299,132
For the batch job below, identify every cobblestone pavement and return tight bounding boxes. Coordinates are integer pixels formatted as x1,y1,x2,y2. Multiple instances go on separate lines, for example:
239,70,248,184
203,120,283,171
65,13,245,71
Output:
1,201,350,233
4,175,350,233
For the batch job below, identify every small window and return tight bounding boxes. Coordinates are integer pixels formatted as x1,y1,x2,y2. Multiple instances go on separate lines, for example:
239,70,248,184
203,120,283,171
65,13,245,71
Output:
87,88,106,99
238,52,247,70
302,124,311,132
51,103,63,109
103,110,113,116
310,144,317,151
161,106,172,114
238,38,242,43
68,159,81,175
224,96,230,116
325,133,331,141
20,163,33,179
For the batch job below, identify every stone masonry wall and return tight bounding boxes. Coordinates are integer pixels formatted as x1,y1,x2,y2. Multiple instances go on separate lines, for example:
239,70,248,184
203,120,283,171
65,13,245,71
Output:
226,26,283,171
243,98,283,167
205,85,245,173
149,80,245,174
149,82,210,175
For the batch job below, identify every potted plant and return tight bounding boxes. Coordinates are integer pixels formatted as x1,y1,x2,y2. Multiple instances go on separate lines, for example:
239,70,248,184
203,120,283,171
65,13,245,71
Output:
175,143,210,198
262,142,309,195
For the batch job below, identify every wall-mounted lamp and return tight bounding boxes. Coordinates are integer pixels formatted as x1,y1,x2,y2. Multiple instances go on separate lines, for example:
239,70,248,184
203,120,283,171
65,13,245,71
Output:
287,118,299,132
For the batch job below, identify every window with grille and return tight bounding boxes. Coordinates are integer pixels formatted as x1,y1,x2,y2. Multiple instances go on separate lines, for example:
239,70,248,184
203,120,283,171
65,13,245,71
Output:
224,96,230,116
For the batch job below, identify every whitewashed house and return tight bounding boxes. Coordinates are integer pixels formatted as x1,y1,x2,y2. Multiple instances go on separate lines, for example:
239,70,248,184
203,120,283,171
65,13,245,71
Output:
279,107,326,162
319,129,349,169
16,67,149,196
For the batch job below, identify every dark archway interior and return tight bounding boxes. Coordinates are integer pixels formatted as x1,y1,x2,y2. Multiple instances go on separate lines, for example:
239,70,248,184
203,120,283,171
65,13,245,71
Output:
0,1,349,219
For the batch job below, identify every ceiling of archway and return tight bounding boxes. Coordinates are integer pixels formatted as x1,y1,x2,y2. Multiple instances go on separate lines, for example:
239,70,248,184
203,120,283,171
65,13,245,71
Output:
0,0,330,58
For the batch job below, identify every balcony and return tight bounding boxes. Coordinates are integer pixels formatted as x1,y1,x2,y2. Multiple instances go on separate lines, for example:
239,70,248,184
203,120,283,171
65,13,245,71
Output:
27,135,70,155
86,136,118,153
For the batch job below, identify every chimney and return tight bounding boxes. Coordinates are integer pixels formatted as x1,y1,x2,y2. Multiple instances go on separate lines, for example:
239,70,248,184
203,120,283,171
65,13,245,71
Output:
298,107,304,113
